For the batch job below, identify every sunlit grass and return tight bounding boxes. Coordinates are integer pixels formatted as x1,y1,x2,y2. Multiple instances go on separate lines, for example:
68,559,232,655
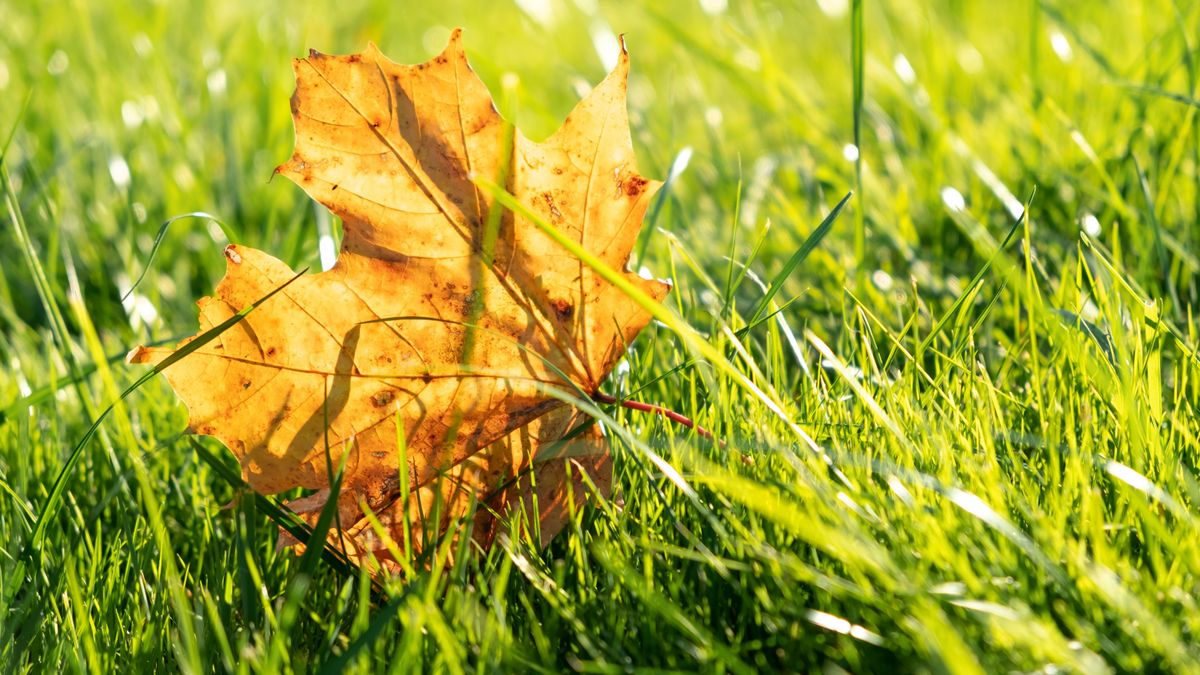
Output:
3,0,1200,671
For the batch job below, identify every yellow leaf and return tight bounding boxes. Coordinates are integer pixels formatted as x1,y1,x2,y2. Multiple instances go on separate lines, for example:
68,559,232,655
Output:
130,29,666,572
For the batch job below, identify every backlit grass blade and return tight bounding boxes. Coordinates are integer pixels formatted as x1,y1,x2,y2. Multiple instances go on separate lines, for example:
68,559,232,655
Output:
748,191,850,325
121,211,236,302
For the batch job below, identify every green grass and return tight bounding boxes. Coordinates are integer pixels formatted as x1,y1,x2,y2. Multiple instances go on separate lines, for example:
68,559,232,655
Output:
4,0,1200,671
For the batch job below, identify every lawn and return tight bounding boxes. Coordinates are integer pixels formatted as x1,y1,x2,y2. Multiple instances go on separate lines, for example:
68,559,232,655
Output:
3,0,1200,672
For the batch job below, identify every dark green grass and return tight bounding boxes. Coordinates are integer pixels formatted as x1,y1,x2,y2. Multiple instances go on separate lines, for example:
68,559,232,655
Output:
3,0,1200,672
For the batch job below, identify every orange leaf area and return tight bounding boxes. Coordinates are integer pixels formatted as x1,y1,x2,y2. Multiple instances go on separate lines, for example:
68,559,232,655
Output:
130,29,668,572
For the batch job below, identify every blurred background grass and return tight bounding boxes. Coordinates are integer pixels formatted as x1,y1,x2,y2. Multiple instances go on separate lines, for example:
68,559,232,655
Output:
3,0,1200,672
5,0,1197,342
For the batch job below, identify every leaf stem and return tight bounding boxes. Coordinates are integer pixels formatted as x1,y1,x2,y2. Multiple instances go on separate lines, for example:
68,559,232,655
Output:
592,391,720,444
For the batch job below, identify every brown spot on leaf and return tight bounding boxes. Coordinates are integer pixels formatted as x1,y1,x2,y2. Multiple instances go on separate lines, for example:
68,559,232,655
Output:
551,298,574,320
624,175,648,197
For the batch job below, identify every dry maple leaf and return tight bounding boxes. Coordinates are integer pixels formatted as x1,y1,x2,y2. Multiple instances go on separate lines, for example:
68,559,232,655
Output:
129,29,668,571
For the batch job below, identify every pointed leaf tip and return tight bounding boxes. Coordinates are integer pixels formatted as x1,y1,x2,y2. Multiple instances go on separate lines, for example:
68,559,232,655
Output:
441,27,467,64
